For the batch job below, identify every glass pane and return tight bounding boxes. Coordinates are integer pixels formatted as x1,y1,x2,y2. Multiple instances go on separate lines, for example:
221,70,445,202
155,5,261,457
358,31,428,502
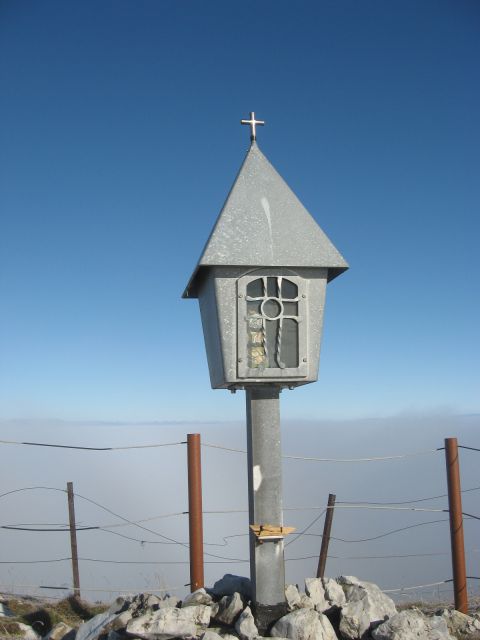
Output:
265,319,279,368
247,278,264,298
247,305,266,369
280,319,299,368
247,300,262,316
262,298,282,319
267,277,278,297
282,301,298,316
281,279,298,299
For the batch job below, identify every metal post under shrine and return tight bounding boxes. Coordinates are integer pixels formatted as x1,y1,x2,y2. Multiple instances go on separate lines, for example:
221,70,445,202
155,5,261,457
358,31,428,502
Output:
246,386,287,632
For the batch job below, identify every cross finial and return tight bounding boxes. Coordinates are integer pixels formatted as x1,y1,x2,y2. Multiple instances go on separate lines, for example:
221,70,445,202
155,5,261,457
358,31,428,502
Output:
241,111,265,142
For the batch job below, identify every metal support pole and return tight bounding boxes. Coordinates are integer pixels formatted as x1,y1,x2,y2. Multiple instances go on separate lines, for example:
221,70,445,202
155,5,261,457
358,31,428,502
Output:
246,386,287,633
66,482,81,599
445,437,468,613
317,493,336,578
187,433,204,592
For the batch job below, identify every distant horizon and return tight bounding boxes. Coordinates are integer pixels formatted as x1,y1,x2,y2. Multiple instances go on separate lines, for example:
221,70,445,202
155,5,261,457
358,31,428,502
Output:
2,408,479,426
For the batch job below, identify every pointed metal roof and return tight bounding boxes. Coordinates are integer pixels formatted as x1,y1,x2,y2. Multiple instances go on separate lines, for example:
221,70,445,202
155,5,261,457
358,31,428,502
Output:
183,142,348,298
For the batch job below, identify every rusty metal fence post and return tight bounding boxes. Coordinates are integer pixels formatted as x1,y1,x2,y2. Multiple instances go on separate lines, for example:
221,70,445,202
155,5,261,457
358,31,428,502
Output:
187,433,204,591
67,482,81,599
317,493,336,578
445,437,468,613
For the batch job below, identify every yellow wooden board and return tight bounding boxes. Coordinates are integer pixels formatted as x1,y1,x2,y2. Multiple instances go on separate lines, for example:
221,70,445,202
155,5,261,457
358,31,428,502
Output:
250,524,296,539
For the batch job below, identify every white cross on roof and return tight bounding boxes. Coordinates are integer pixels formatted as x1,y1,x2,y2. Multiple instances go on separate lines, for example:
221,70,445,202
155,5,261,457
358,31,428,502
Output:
240,111,265,141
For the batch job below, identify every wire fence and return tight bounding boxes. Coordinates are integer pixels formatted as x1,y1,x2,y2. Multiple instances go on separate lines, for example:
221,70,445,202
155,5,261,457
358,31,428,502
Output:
0,435,478,603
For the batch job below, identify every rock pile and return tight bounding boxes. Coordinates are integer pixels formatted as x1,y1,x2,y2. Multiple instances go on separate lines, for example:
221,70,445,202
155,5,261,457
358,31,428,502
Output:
2,575,480,640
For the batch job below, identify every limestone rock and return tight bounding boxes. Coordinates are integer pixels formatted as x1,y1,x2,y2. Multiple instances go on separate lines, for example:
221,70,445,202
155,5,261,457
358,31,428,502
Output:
76,611,127,640
0,602,14,618
19,623,41,640
336,576,396,639
323,578,346,609
305,578,345,614
439,608,480,638
270,609,337,640
234,607,259,640
104,611,133,633
125,604,211,640
201,632,225,640
371,610,454,640
214,593,245,626
108,596,132,615
285,586,301,611
304,579,329,613
126,594,165,616
298,596,314,610
44,622,75,640
183,589,214,608
158,595,182,609
211,630,240,640
211,575,252,601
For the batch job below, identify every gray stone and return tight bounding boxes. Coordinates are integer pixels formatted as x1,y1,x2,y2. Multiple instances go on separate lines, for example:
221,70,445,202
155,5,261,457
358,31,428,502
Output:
438,608,480,638
158,595,181,609
76,612,125,640
211,575,252,600
44,622,75,640
126,593,183,616
12,623,40,640
336,576,396,639
201,632,224,640
371,610,454,640
285,586,314,612
126,605,211,640
211,630,240,640
270,609,337,640
108,596,132,615
182,589,214,608
304,579,329,612
299,595,314,610
323,578,346,609
0,602,14,618
104,611,133,633
285,586,301,611
234,607,259,640
214,593,245,626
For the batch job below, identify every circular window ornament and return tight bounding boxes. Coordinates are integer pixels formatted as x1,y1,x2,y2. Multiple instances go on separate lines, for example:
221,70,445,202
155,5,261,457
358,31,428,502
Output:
261,297,283,320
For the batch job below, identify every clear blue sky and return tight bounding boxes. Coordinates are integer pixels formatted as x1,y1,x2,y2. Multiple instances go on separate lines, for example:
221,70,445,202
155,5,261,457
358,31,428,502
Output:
1,1,479,422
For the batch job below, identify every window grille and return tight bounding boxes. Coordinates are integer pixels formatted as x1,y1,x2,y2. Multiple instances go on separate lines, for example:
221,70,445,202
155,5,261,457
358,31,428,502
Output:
237,274,307,379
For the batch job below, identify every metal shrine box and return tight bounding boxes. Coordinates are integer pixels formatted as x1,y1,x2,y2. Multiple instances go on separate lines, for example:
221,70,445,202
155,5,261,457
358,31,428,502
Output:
182,142,348,390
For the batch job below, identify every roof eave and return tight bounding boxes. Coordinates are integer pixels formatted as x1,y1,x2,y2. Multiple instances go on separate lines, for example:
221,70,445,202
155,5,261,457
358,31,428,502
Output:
182,262,349,299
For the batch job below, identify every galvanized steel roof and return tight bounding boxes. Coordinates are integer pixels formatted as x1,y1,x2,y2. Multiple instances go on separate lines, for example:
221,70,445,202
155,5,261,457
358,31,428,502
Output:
183,142,348,298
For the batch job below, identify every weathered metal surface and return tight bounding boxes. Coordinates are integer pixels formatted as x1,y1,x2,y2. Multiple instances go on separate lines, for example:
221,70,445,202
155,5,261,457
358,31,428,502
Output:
317,493,336,578
183,142,348,299
246,386,286,621
67,482,81,599
445,438,468,613
187,433,204,591
197,266,327,389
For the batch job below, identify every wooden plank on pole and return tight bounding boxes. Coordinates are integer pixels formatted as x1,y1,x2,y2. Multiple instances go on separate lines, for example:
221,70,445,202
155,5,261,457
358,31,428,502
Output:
187,433,204,591
445,438,468,613
67,482,81,599
317,493,336,579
